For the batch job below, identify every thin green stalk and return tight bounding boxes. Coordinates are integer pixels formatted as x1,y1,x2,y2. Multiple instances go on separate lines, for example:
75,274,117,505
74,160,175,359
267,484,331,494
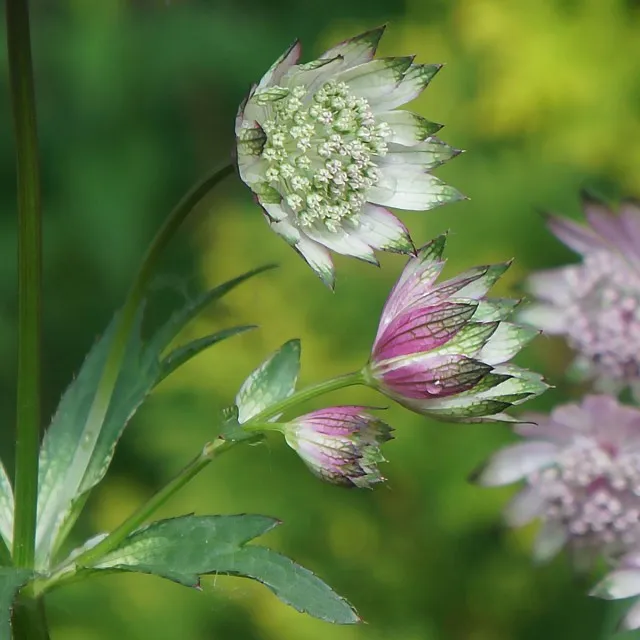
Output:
6,0,43,569
69,438,233,569
54,372,366,574
250,370,366,422
39,164,234,559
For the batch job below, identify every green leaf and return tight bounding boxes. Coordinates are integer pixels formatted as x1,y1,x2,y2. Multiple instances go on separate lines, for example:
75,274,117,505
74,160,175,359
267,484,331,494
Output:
236,340,301,423
157,325,256,384
149,264,276,354
0,568,33,639
206,547,359,623
88,515,358,624
0,462,14,551
92,515,278,586
36,267,272,568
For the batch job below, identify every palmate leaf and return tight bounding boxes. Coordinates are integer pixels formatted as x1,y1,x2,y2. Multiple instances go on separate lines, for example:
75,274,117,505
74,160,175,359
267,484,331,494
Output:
88,515,358,624
236,339,301,423
35,266,274,568
0,568,33,639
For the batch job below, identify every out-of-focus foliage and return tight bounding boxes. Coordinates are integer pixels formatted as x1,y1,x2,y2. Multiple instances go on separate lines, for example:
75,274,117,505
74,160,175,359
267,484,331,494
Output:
1,0,639,638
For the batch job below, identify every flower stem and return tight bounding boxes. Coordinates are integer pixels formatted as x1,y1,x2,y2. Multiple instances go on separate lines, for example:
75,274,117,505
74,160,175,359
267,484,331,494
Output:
249,370,366,422
43,164,234,557
6,0,43,569
49,372,366,577
68,439,233,570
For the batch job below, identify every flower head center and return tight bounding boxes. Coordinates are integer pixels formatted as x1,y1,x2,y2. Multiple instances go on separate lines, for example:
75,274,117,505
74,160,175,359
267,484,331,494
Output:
564,251,640,380
530,441,640,551
248,80,390,232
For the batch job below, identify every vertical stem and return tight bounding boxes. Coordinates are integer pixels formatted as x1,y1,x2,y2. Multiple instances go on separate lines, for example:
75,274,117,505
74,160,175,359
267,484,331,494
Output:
6,0,43,569
12,597,50,640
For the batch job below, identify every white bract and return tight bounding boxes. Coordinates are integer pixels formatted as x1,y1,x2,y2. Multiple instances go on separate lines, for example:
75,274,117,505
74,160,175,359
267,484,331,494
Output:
235,27,463,287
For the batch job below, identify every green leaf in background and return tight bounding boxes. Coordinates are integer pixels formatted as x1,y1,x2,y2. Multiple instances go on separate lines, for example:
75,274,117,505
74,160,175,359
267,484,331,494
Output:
35,267,271,569
0,568,33,640
88,515,358,624
157,326,256,384
236,339,301,422
0,463,14,552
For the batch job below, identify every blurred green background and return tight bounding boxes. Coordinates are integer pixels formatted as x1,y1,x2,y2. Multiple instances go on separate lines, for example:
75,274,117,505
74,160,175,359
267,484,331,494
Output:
2,0,640,637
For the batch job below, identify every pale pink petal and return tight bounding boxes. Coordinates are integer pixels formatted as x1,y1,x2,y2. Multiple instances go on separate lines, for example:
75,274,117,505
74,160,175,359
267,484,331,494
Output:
591,569,640,600
518,304,568,334
622,599,640,631
475,442,558,486
533,521,567,562
546,214,606,255
525,268,573,304
505,486,546,526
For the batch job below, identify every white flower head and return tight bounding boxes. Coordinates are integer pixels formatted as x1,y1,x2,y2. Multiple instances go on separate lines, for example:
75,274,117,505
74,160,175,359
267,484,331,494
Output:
475,395,640,565
235,26,464,288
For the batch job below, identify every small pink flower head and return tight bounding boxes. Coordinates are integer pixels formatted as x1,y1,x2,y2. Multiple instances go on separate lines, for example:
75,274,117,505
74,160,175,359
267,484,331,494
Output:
591,551,640,630
520,195,640,396
364,235,547,422
475,395,640,563
282,406,392,488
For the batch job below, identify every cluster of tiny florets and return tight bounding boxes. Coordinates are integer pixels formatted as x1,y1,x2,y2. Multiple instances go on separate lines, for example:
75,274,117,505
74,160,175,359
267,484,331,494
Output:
562,250,640,380
530,441,640,552
243,80,391,232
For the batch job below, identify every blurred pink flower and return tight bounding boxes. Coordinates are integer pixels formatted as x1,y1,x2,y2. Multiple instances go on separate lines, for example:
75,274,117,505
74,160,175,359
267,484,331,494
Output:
476,395,640,562
520,195,640,396
363,235,547,422
592,551,640,630
282,406,392,488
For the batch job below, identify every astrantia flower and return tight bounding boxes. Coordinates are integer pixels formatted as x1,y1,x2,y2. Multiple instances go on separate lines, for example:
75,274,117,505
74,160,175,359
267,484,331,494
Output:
520,196,640,396
235,26,463,287
281,406,392,487
362,235,547,422
475,395,640,562
592,551,640,630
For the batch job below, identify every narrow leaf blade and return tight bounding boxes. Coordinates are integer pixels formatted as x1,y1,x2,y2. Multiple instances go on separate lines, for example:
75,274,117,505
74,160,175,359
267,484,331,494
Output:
158,326,257,384
151,264,276,354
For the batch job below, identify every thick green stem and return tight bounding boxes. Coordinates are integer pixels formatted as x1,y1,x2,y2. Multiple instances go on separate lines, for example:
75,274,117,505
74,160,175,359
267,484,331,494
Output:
12,597,50,640
39,164,234,559
6,0,43,569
